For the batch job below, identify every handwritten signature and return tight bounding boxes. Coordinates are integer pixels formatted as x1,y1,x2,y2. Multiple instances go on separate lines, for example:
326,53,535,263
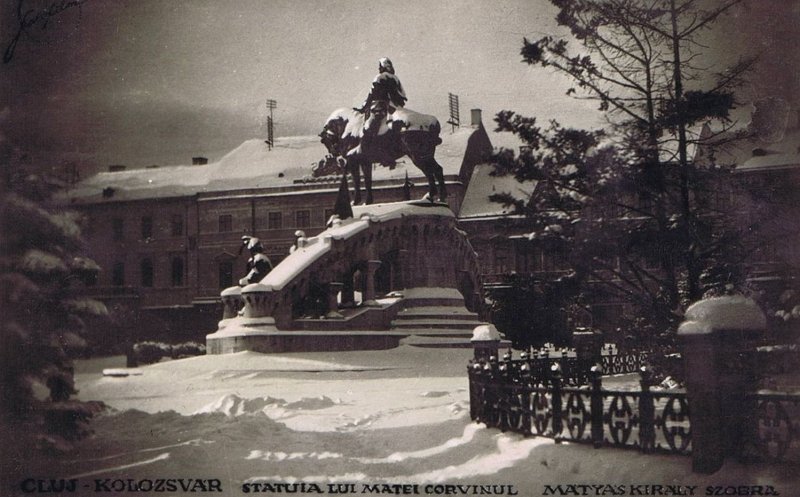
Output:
4,0,89,64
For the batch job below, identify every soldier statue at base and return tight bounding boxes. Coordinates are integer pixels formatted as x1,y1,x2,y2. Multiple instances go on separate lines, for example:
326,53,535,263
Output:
239,236,273,286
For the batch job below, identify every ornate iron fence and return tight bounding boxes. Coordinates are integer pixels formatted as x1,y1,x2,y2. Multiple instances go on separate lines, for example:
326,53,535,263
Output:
468,359,692,455
749,392,800,462
487,347,651,386
601,349,651,375
469,355,800,464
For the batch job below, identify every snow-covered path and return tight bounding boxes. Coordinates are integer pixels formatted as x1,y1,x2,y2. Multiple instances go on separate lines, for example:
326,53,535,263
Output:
29,346,794,496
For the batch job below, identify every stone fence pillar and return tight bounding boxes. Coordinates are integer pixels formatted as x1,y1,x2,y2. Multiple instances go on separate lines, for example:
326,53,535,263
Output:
471,324,502,362
677,295,766,474
572,327,604,366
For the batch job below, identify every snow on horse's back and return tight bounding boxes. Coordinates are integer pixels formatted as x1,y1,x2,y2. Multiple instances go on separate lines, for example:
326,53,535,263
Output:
389,108,441,136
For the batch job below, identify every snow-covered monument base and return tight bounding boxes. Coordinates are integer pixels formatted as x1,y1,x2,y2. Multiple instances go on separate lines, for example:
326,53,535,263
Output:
206,201,488,354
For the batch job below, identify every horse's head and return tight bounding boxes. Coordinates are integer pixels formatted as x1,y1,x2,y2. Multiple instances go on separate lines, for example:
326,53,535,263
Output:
319,124,339,156
320,108,353,156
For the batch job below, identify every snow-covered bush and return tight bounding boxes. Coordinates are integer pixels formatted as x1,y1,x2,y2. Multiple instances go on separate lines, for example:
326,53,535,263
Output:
171,341,206,358
133,341,173,364
133,341,206,364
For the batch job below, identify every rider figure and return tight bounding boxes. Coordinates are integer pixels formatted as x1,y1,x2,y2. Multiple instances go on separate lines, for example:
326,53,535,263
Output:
357,57,407,116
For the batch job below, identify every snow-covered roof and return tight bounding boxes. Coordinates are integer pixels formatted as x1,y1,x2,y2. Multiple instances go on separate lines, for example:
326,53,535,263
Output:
456,129,534,219
458,163,536,218
65,128,483,204
696,126,800,173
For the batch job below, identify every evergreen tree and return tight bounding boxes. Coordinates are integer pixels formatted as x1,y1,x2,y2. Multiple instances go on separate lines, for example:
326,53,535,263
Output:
0,151,107,457
491,0,753,340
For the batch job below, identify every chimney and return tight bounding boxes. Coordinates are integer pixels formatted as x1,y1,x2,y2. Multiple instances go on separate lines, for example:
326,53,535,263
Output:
470,109,482,127
192,157,208,165
108,165,126,172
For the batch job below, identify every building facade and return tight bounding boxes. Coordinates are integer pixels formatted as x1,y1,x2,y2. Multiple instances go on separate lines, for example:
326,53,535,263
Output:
65,115,496,337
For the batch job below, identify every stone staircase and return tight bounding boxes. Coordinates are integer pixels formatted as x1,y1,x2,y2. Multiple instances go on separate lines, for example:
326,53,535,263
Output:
390,288,487,347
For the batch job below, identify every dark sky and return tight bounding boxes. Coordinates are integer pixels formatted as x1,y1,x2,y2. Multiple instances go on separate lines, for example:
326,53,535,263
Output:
1,0,797,175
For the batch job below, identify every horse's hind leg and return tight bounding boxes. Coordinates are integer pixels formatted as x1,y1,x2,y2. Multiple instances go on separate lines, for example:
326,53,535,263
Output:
425,170,437,202
421,155,446,203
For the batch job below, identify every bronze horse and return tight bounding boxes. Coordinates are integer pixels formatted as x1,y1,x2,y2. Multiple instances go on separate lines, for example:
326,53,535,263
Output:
319,102,446,205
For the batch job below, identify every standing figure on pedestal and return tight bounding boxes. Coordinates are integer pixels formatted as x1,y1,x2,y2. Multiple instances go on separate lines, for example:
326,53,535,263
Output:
239,236,273,286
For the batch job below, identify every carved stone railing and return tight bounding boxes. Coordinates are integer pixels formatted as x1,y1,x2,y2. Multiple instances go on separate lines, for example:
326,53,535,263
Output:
207,202,486,351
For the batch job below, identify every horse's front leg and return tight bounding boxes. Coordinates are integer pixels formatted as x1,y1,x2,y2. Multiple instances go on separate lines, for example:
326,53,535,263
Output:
431,159,447,203
362,161,374,205
349,159,362,205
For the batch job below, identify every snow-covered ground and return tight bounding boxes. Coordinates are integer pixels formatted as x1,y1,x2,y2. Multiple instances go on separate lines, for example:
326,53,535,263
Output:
21,346,798,496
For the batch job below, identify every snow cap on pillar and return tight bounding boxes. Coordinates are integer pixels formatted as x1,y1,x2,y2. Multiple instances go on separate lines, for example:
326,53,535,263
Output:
472,324,501,342
677,295,766,336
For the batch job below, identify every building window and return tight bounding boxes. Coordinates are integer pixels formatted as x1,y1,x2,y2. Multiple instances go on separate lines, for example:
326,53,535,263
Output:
219,261,234,289
494,248,509,274
268,212,282,230
219,214,232,232
141,216,153,240
112,262,125,286
112,218,124,241
140,258,154,287
171,255,185,287
171,214,184,236
296,210,310,228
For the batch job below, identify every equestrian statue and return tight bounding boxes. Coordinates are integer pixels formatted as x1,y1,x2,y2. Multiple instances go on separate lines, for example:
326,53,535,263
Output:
319,58,447,205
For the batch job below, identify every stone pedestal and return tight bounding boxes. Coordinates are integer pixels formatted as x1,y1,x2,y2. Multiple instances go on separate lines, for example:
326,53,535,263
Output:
678,295,766,473
220,286,244,320
326,282,344,319
241,283,273,318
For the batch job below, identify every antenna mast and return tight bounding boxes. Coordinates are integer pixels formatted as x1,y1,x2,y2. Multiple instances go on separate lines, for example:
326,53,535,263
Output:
265,99,277,150
446,93,460,132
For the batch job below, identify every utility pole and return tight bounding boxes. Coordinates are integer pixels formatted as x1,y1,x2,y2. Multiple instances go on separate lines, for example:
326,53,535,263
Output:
265,99,277,150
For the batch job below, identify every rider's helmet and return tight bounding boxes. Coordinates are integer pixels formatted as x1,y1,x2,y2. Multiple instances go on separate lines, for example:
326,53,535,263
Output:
378,57,395,74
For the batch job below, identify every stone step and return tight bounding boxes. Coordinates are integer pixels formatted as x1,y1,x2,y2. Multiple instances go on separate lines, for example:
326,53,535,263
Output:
400,335,475,348
401,297,468,308
397,328,475,338
395,306,479,320
395,287,469,308
390,318,484,330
